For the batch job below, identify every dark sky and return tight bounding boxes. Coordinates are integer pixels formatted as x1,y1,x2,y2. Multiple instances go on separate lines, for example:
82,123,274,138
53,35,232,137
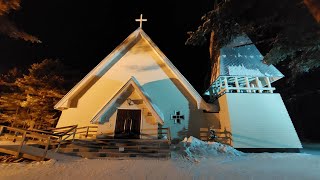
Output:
1,0,214,93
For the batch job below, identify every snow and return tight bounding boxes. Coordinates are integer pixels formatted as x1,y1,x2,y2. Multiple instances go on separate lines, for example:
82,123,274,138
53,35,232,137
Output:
1,137,320,180
228,64,265,76
172,136,244,162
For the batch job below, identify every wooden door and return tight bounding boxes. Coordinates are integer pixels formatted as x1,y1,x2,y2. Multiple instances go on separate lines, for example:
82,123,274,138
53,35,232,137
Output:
114,109,141,139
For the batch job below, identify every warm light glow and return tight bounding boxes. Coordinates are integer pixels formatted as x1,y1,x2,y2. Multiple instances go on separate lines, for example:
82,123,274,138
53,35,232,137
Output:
304,0,320,22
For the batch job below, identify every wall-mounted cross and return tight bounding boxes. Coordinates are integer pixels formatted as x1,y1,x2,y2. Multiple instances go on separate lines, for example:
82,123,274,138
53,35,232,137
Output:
135,14,147,28
171,111,184,124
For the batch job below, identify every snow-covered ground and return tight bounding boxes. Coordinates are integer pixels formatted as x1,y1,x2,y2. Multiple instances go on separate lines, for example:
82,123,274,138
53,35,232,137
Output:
1,137,320,180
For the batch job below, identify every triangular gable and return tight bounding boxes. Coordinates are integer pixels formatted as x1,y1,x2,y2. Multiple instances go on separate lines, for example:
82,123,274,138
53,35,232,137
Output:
91,76,164,124
54,28,210,111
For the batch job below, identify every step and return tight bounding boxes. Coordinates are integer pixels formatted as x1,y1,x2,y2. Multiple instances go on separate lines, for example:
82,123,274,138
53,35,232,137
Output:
59,147,170,153
74,139,169,144
58,144,171,152
66,142,169,148
68,142,169,149
54,138,171,159
72,139,170,144
69,151,171,159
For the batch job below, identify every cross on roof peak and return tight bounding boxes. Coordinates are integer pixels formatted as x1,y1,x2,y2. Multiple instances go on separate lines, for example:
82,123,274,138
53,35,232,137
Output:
135,14,147,29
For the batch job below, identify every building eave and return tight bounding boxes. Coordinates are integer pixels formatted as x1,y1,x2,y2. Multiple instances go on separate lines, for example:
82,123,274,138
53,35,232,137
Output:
90,76,165,125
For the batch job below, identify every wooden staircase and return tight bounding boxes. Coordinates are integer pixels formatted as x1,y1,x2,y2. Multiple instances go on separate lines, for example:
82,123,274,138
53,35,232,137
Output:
0,125,172,161
0,126,53,161
0,125,79,161
56,138,171,159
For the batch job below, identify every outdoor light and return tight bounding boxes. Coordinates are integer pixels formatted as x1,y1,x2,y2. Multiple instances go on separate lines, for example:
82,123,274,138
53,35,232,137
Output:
126,98,134,106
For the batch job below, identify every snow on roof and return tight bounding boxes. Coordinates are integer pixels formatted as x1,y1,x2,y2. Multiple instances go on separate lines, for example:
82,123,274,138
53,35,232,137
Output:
219,35,284,78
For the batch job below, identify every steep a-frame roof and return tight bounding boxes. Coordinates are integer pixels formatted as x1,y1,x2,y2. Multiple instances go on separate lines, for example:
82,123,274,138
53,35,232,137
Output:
54,27,210,111
90,76,164,124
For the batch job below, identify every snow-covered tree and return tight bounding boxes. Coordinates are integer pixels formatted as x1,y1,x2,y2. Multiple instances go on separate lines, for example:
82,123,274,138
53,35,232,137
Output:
0,59,66,129
186,0,320,83
0,68,24,126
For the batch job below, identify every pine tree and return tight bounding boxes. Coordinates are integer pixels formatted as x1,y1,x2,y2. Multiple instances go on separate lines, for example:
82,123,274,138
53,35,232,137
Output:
0,68,24,126
186,0,320,82
0,59,66,129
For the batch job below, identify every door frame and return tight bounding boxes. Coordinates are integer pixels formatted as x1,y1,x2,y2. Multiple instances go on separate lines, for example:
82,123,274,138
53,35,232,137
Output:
114,108,142,139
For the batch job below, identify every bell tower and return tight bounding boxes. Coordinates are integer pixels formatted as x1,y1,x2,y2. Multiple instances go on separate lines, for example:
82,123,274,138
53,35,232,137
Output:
205,35,302,151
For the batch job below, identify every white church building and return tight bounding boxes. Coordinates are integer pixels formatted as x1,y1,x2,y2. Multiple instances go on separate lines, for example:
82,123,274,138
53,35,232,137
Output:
54,15,302,151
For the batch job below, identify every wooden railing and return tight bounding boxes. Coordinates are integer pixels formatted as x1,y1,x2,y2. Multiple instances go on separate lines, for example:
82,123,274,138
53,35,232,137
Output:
70,126,171,144
0,126,51,160
161,127,172,144
207,76,277,101
30,125,98,146
29,125,78,151
140,127,171,144
75,126,98,139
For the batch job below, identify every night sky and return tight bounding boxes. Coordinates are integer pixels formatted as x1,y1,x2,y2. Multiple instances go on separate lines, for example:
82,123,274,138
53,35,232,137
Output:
1,0,214,93
1,1,319,140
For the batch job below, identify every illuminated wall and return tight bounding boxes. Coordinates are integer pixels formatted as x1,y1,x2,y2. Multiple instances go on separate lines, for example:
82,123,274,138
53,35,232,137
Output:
218,93,302,148
57,36,205,140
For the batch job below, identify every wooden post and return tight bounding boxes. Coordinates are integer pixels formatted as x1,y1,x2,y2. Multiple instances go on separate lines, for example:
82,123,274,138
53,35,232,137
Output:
245,77,250,93
224,77,229,93
72,128,76,142
0,126,4,136
234,77,240,93
56,136,62,152
214,80,218,94
16,131,26,157
264,77,273,93
167,128,171,144
42,137,50,161
85,126,89,138
251,84,255,93
255,77,263,93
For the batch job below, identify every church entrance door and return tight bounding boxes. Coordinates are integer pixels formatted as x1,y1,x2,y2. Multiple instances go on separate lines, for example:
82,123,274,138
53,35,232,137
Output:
114,109,141,139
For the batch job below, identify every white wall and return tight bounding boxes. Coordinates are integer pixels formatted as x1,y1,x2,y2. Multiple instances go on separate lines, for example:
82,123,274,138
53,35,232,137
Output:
57,37,200,140
219,93,302,148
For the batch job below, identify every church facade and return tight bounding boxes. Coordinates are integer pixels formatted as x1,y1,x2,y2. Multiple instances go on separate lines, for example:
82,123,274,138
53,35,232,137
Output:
54,16,302,150
54,27,216,142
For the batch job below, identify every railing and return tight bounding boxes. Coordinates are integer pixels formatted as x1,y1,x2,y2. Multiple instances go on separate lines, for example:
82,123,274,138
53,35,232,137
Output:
75,126,98,139
140,127,171,144
161,127,172,144
0,126,51,160
72,126,171,143
207,76,276,101
30,125,78,151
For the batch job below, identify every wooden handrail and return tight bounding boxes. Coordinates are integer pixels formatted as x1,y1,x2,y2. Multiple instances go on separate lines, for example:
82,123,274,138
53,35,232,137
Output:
139,127,172,143
0,125,52,160
73,126,98,139
58,125,78,136
29,129,58,136
76,126,98,130
28,125,78,151
47,125,78,131
1,126,27,135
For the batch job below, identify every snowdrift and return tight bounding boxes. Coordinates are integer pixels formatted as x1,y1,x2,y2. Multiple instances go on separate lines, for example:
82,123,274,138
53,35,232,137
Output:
172,136,244,161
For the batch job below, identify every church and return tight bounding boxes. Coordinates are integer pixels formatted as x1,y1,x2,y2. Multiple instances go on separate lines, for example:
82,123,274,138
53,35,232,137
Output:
54,15,302,151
